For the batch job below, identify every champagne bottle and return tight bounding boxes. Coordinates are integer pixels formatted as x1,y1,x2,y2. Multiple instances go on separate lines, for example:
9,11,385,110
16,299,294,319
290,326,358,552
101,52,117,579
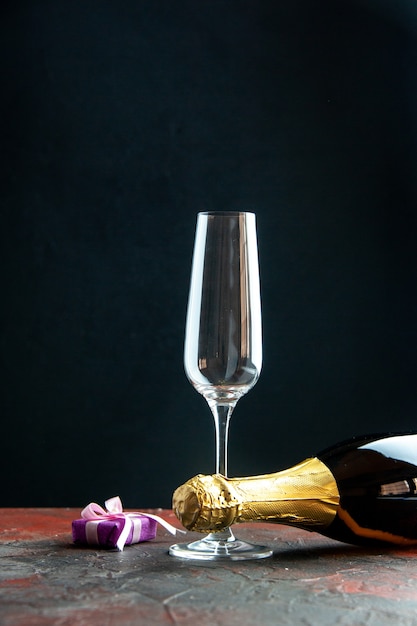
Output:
173,433,417,546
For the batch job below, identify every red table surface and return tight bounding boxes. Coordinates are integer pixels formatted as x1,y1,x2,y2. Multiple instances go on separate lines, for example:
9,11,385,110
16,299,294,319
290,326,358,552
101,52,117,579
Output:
1,507,417,625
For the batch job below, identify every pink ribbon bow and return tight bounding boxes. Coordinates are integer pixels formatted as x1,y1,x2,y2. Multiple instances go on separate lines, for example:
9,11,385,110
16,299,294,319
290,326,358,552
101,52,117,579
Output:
81,496,185,551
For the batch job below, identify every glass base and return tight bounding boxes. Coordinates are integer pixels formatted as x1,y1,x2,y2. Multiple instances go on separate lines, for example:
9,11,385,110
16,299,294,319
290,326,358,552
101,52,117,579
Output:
169,529,273,561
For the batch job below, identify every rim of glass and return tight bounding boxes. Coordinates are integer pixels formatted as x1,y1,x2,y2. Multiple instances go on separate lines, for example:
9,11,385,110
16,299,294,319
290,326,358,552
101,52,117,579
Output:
198,211,255,216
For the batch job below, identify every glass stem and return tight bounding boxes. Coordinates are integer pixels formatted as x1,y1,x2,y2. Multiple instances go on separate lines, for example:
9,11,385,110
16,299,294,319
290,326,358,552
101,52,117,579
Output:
209,401,236,477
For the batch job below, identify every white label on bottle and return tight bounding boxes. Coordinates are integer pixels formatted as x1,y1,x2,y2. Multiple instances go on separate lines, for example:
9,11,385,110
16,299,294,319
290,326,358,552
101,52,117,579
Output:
360,434,416,466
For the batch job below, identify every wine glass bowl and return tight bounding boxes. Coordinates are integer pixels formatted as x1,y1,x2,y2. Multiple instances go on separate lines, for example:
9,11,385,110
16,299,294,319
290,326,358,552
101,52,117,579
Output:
169,211,272,560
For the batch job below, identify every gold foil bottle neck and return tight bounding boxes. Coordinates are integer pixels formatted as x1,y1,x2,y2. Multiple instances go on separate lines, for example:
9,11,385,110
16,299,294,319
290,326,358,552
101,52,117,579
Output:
172,473,240,532
173,458,340,532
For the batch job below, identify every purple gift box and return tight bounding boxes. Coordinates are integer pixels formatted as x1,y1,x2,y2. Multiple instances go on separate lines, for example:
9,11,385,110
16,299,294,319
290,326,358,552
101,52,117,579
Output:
72,496,184,550
72,515,157,550
72,496,160,551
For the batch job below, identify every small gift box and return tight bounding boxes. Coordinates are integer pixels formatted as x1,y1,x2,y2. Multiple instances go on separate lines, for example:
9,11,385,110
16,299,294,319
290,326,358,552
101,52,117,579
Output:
72,496,184,551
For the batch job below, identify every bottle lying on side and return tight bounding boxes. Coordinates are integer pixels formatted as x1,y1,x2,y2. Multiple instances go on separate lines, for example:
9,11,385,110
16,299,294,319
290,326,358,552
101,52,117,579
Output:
172,433,417,546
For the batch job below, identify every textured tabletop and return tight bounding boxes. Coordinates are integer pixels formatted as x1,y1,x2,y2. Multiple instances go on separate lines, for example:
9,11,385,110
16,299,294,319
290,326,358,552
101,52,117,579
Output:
1,508,417,625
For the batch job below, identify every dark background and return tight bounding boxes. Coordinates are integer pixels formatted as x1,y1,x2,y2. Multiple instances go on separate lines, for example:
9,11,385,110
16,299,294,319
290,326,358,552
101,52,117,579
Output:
2,0,417,508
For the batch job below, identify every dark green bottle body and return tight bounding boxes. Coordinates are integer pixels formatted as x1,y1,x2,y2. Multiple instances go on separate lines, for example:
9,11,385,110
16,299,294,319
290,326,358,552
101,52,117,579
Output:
318,433,417,545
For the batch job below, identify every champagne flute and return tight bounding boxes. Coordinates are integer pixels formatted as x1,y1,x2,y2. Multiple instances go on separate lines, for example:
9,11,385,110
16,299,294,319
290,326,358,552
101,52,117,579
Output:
169,211,273,560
